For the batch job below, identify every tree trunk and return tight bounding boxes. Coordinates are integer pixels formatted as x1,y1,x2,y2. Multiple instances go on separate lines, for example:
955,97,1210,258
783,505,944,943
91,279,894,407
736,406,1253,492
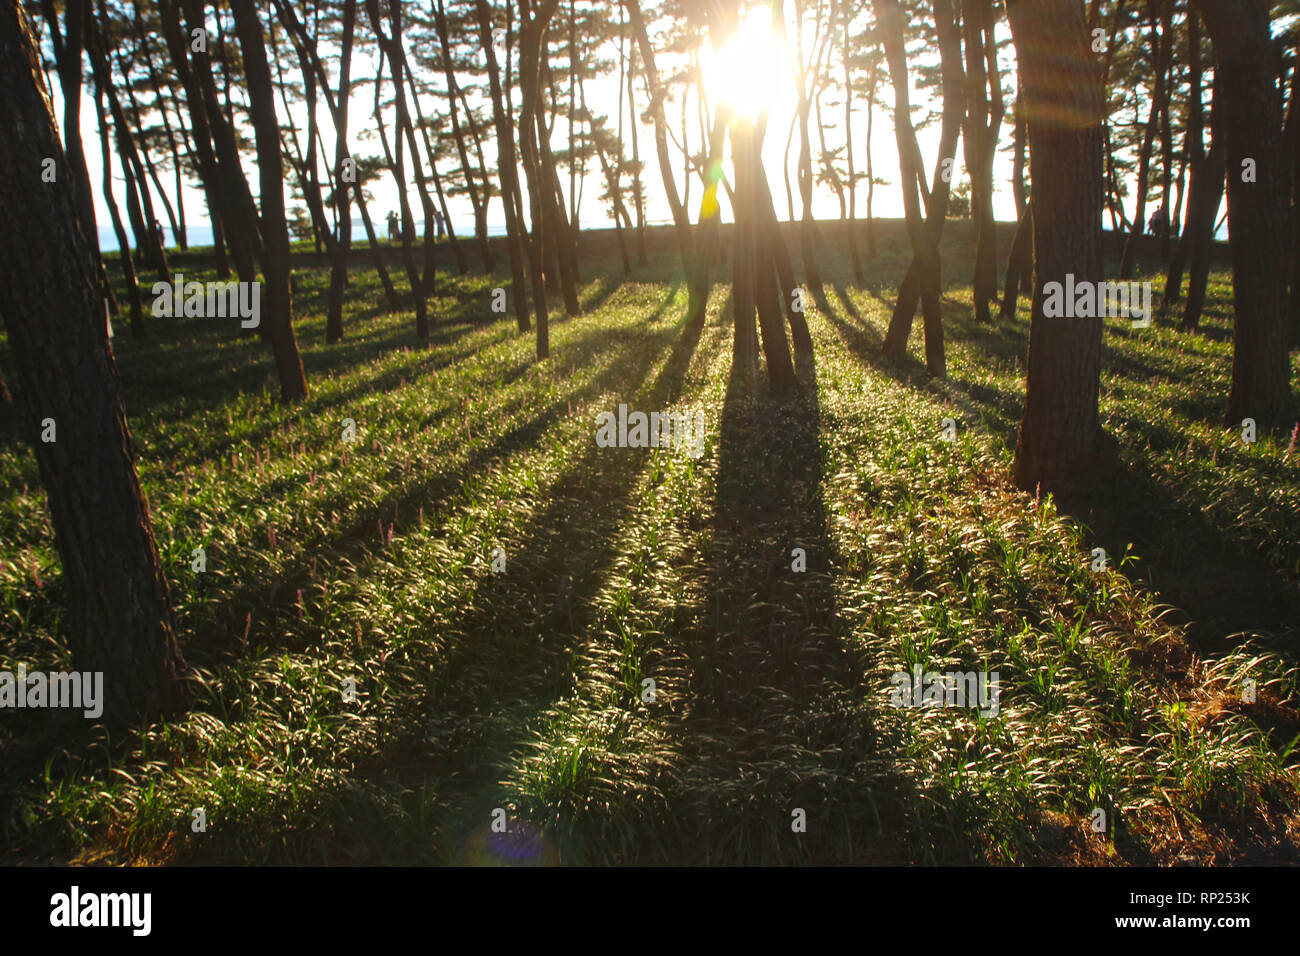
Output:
88,17,171,283
159,0,259,283
476,0,531,331
962,0,1004,323
1007,0,1110,496
39,0,114,311
435,0,495,272
1164,6,1203,307
329,0,356,341
0,0,187,723
1156,0,1174,262
731,119,760,386
231,0,308,401
1011,88,1028,218
534,68,582,314
843,19,863,281
866,64,878,256
1288,34,1300,348
519,0,565,359
1000,201,1033,320
626,0,693,264
95,84,145,338
1192,0,1295,428
624,26,648,264
687,113,729,328
1119,1,1171,280
793,0,822,292
875,0,957,378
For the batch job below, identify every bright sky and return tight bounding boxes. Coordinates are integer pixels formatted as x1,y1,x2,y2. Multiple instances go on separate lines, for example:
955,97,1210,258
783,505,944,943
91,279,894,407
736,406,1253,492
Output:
54,10,1062,252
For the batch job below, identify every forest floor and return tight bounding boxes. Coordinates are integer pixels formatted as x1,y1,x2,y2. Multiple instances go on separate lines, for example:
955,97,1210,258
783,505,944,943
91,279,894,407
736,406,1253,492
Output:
1,220,1298,865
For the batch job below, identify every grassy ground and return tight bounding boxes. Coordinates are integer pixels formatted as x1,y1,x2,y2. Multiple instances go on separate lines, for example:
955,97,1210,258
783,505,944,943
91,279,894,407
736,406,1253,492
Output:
1,221,1298,865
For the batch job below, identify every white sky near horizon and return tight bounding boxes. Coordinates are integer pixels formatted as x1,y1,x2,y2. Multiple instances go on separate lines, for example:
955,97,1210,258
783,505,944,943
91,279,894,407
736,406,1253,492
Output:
43,5,1175,253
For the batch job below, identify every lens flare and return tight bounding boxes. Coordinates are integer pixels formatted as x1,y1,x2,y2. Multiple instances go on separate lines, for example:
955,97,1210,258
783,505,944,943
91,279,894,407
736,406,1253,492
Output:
701,4,787,122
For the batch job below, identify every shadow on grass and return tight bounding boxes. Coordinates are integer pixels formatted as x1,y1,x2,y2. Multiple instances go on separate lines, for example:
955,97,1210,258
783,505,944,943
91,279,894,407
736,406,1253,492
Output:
661,346,916,864
149,309,709,864
1070,455,1300,668
183,315,695,661
329,318,709,865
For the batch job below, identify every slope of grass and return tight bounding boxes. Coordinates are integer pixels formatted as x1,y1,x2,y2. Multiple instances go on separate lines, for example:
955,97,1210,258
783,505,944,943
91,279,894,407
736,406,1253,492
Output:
0,223,1297,864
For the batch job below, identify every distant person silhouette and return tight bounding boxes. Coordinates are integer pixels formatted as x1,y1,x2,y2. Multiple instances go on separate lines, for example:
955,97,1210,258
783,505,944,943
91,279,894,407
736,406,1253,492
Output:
1147,207,1168,240
387,211,400,243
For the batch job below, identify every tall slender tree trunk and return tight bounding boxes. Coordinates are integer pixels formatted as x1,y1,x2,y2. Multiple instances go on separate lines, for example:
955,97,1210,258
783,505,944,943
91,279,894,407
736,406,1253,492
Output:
231,0,308,401
1000,201,1033,320
866,64,878,257
402,56,466,281
626,0,692,265
159,0,259,283
39,0,115,311
534,62,582,315
793,0,822,291
1156,1,1174,262
273,0,354,340
1288,35,1300,348
138,24,191,250
435,0,494,272
1182,141,1224,331
1120,0,1171,279
1164,7,1203,307
95,85,145,337
687,113,729,328
119,65,182,254
962,0,1004,323
731,119,760,386
843,19,863,282
876,0,957,378
1006,0,1110,495
329,0,356,340
1192,0,1294,427
476,0,531,331
0,0,187,723
88,14,171,282
519,0,565,359
625,28,648,264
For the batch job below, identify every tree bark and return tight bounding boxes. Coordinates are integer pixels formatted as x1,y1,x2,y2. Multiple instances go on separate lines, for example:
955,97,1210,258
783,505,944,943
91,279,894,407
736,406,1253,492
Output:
518,0,565,359
434,0,495,272
230,0,308,401
476,0,531,331
1007,0,1110,495
1120,0,1171,279
962,0,1004,323
94,84,145,337
0,0,187,723
1163,6,1203,306
626,0,693,263
1191,0,1295,428
1000,201,1033,320
875,0,957,378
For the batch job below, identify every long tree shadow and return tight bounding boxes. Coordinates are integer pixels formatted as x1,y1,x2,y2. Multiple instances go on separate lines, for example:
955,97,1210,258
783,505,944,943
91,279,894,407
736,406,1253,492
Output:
162,309,712,864
334,313,710,865
663,347,917,864
184,316,696,664
1070,455,1300,669
3,287,712,864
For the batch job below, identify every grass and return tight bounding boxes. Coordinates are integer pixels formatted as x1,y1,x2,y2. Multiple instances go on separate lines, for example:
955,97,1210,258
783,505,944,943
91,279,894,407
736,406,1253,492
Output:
0,220,1297,865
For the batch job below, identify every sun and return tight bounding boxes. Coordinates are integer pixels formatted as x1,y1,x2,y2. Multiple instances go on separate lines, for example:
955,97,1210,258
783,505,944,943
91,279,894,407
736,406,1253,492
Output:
701,3,789,122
